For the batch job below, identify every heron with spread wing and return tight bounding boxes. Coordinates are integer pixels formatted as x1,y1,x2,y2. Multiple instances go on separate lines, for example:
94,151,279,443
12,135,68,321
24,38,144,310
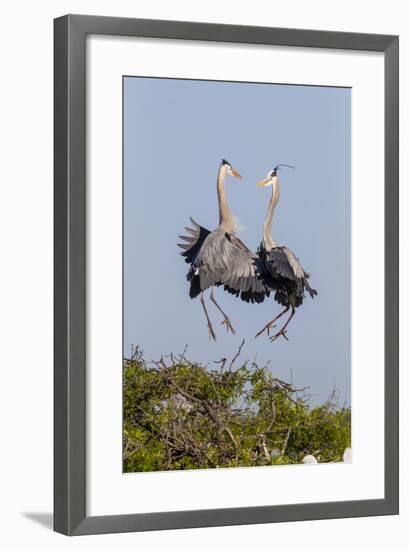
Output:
178,159,268,341
255,164,317,342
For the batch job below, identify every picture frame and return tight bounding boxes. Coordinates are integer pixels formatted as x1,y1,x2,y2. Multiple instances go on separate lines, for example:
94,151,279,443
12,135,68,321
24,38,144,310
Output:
54,14,399,535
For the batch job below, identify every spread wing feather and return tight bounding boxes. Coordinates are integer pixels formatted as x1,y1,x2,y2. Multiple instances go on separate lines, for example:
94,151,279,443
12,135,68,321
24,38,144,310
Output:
178,217,211,266
179,221,271,303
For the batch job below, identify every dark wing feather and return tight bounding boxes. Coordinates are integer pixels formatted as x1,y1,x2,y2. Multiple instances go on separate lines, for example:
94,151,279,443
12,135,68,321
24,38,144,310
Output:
178,217,211,265
266,247,304,307
265,246,304,281
278,247,317,298
258,244,317,307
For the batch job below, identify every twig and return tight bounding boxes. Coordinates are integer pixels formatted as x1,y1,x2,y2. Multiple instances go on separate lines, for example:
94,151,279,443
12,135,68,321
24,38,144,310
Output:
178,344,189,362
213,357,227,371
228,339,245,371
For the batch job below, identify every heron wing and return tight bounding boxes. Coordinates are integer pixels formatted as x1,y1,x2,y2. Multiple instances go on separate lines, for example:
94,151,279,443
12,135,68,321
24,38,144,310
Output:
196,232,268,302
266,246,305,282
178,217,211,265
262,246,317,301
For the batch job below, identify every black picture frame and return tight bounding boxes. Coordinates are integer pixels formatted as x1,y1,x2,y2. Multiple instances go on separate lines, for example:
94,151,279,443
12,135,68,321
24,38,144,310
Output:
54,14,399,536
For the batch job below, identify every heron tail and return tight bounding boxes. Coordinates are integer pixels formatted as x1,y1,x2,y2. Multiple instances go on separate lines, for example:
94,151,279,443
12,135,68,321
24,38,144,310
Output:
305,278,318,299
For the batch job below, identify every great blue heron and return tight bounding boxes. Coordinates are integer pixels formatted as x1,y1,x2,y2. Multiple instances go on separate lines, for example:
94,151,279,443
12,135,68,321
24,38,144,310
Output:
178,159,268,340
255,164,317,342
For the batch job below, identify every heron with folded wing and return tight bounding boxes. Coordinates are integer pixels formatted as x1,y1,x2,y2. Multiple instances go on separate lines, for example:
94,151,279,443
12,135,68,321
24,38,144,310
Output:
255,164,317,342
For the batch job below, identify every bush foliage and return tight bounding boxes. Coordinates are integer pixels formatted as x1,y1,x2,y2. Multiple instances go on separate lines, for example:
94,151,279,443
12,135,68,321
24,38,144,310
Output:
123,343,351,472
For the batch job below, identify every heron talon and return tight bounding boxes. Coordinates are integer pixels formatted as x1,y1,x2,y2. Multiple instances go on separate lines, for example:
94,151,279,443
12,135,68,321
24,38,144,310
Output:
266,323,277,336
270,330,289,343
221,318,236,335
207,324,217,341
255,323,276,339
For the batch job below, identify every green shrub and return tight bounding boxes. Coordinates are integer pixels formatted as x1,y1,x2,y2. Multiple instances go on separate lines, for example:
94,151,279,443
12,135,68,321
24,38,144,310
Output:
123,344,351,472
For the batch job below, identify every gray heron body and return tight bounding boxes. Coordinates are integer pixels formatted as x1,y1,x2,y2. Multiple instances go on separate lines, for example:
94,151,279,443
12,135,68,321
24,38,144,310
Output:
178,160,268,340
255,165,317,342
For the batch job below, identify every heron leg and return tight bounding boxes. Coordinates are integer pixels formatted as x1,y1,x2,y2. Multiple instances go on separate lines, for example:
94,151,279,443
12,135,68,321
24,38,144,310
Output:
200,291,216,341
210,287,236,335
255,306,290,339
269,307,296,342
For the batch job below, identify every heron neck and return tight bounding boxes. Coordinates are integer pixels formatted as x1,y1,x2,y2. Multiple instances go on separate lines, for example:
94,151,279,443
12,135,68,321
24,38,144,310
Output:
263,179,280,250
217,167,237,233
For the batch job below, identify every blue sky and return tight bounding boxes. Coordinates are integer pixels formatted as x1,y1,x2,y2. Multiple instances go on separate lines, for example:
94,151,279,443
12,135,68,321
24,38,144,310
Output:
123,76,351,405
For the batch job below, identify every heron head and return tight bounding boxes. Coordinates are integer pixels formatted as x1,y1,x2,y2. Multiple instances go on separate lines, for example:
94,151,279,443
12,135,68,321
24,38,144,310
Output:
221,159,242,180
256,164,294,187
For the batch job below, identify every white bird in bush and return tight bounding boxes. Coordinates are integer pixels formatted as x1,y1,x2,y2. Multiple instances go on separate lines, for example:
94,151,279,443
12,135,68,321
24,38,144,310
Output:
302,455,318,464
270,448,281,459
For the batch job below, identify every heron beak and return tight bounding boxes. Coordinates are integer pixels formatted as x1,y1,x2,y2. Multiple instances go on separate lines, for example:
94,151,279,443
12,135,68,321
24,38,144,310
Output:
230,168,242,180
256,178,272,187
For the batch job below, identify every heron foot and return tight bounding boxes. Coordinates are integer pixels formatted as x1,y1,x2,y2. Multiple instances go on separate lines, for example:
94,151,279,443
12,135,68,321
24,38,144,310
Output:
255,323,277,339
269,329,289,342
221,318,236,335
207,323,217,342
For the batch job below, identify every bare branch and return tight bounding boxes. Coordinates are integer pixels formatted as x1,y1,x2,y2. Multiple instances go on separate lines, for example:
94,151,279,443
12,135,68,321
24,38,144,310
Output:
228,339,245,371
